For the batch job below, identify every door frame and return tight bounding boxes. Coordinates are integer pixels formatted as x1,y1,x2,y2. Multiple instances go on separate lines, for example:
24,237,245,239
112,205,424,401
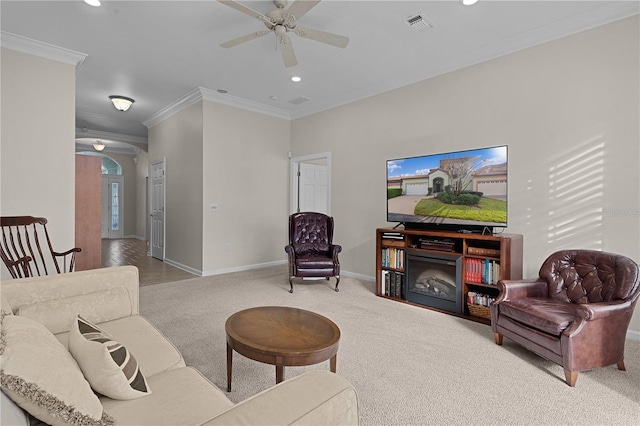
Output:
290,152,331,215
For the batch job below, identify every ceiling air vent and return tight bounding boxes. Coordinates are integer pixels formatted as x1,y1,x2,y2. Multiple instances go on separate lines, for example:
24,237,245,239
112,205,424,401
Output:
405,14,434,33
289,96,311,105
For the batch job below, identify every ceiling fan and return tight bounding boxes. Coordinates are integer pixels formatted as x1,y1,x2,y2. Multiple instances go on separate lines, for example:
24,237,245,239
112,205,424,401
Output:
218,0,349,68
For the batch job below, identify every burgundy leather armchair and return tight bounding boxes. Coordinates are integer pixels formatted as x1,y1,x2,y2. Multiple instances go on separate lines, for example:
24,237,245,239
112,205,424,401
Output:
491,249,640,386
285,212,342,293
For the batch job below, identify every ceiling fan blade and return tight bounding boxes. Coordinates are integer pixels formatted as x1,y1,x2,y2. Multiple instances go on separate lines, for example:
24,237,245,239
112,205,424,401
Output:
278,34,298,68
220,30,271,48
217,0,273,24
294,26,349,48
286,0,321,21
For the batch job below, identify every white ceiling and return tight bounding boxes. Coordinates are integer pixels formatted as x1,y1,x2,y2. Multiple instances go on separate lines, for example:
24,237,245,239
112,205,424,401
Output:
2,0,638,147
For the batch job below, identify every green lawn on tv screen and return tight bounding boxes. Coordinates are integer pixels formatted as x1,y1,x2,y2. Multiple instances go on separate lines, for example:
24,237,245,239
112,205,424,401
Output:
414,197,507,223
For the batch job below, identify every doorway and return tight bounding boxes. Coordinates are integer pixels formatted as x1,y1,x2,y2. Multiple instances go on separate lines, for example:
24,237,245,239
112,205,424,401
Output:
290,152,331,214
150,159,166,260
101,175,124,239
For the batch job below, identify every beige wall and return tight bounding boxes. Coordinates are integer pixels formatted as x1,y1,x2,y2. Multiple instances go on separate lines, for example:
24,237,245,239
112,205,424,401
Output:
291,17,640,332
1,48,77,279
201,101,290,274
135,150,150,240
148,103,204,271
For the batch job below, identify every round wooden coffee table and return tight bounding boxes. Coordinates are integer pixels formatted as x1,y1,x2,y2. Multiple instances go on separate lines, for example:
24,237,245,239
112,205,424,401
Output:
225,306,340,391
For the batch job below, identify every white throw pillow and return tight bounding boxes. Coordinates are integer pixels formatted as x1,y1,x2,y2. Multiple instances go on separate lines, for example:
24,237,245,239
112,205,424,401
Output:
0,312,112,426
69,315,151,400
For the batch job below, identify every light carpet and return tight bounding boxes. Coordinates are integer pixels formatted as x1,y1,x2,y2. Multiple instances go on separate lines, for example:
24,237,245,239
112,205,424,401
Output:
139,265,640,425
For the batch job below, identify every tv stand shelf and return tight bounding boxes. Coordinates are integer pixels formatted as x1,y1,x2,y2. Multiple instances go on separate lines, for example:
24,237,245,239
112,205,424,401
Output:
376,227,523,324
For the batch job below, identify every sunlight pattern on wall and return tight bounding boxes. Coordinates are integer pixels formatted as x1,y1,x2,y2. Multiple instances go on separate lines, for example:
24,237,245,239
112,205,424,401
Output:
546,139,604,250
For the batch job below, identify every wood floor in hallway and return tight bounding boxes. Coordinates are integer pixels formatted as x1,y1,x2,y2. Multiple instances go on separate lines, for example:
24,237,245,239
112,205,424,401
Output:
101,238,196,286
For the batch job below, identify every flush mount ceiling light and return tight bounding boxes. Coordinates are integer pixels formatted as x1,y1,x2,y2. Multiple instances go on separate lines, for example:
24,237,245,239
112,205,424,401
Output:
93,140,105,151
461,0,479,6
109,95,135,111
84,0,101,7
291,76,302,82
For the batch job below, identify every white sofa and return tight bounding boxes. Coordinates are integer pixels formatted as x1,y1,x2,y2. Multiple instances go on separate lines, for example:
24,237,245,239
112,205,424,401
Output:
0,266,359,426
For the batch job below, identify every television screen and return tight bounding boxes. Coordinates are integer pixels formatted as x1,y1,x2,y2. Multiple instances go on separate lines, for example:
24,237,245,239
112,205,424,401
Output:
387,145,508,232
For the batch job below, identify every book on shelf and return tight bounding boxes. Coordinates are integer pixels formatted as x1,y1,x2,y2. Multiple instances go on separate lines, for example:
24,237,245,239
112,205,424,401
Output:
464,258,500,285
380,270,404,299
467,291,495,307
381,247,404,269
467,246,501,257
381,231,404,239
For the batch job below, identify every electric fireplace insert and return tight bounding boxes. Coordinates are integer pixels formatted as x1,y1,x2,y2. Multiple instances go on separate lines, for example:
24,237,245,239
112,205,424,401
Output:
405,251,463,314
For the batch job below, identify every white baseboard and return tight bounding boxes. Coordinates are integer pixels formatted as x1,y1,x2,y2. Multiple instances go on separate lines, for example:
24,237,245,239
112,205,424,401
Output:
341,270,375,282
627,329,640,341
123,235,146,241
202,260,287,277
163,258,201,276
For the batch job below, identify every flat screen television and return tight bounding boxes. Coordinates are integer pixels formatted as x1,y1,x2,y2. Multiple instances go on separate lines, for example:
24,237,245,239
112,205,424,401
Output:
386,145,508,233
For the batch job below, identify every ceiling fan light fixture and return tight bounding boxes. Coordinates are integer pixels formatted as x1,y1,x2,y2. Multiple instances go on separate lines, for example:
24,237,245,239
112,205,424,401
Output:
93,140,106,151
109,95,135,111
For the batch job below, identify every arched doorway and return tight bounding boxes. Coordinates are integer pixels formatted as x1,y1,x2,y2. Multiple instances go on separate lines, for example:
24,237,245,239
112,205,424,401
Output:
76,152,124,238
433,177,444,193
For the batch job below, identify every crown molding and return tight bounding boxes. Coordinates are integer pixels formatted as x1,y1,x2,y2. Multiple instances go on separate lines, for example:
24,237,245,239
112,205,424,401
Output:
142,87,203,129
75,143,139,156
75,128,148,146
198,87,291,120
143,87,291,128
1,31,87,76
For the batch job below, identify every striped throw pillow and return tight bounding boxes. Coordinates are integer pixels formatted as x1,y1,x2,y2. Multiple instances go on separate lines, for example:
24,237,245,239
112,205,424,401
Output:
69,315,151,400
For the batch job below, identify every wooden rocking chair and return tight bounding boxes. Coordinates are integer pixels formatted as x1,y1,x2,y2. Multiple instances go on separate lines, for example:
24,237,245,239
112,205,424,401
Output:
1,216,81,279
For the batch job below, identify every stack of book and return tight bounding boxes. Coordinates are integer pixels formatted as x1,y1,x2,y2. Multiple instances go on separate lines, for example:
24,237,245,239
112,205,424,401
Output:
381,231,404,241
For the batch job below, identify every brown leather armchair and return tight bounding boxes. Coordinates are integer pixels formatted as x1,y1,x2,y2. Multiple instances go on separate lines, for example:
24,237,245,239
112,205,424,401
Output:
491,249,640,386
285,212,342,293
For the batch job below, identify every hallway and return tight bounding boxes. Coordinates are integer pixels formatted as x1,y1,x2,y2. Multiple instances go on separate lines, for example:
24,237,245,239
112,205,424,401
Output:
101,238,196,286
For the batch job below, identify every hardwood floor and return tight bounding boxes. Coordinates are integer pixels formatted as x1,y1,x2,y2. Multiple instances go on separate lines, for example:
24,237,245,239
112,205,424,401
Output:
101,238,196,286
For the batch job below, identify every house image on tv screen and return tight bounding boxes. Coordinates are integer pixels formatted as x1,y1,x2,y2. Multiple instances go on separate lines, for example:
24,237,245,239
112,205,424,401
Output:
389,157,506,199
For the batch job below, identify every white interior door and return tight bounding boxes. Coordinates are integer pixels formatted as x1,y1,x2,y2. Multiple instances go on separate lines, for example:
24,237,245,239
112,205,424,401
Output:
290,153,331,215
150,159,165,260
101,175,124,239
299,162,328,213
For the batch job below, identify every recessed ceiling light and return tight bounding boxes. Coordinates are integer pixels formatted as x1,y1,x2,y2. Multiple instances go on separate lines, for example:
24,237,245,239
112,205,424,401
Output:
270,96,278,100
217,89,228,94
461,0,479,6
291,76,302,83
84,0,101,7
